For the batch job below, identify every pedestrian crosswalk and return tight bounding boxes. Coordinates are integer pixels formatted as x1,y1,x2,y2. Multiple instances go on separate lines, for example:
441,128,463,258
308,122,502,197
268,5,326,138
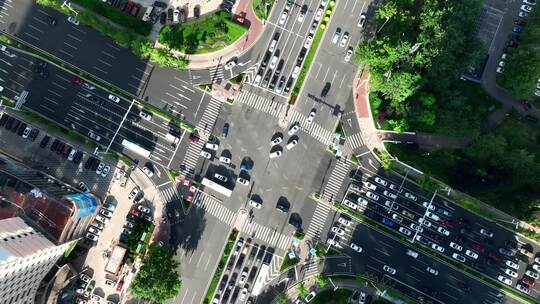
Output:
192,190,236,226
159,184,181,203
321,158,351,202
209,66,224,83
346,133,364,151
236,90,334,145
301,260,320,278
305,201,332,242
240,220,292,250
179,140,204,177
243,65,258,83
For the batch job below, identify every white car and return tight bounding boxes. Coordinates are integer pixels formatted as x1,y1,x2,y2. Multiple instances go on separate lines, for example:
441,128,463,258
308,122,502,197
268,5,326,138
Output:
517,284,531,294
418,218,432,228
426,267,438,276
95,214,109,224
22,127,31,138
88,131,101,141
519,11,529,17
365,191,379,201
497,275,512,286
100,209,113,218
137,205,151,214
338,217,352,226
142,166,153,177
237,177,249,186
68,149,77,161
200,151,212,159
239,288,248,301
108,94,120,103
128,187,140,201
465,250,479,259
406,249,418,258
391,214,403,223
374,177,388,186
533,264,540,272
357,13,366,27
449,242,463,251
253,74,262,86
249,200,262,208
288,124,300,135
78,182,90,193
269,150,282,159
523,0,536,5
384,200,398,210
304,35,313,49
286,139,298,150
404,192,417,201
307,109,316,123
426,211,439,221
224,61,236,70
452,253,466,263
496,66,504,74
362,181,377,191
96,162,105,175
383,190,397,200
304,291,317,302
350,243,362,253
67,16,80,25
498,60,505,68
339,32,349,47
521,4,533,12
422,201,435,210
344,48,353,62
139,111,152,121
409,223,423,233
88,226,101,236
101,165,110,177
357,197,368,207
271,136,283,146
80,274,91,283
398,227,411,236
205,143,219,150
431,243,444,253
504,268,518,278
279,11,288,25
383,265,396,275
331,226,345,236
314,7,323,22
341,199,357,210
479,228,493,237
437,226,450,236
505,260,519,270
525,270,539,279
214,173,228,183
219,156,231,164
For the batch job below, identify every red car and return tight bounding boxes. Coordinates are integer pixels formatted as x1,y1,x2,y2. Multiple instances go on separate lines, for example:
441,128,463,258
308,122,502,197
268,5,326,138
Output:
487,251,501,261
70,75,84,85
442,219,454,228
521,276,535,288
189,132,200,143
185,194,193,202
116,280,124,291
470,242,485,253
129,209,140,217
514,19,527,26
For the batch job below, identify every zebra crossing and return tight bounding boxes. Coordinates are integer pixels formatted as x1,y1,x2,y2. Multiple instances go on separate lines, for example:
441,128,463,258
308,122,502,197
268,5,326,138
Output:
305,201,332,241
243,65,258,83
301,260,320,278
179,140,204,177
192,190,236,226
158,184,181,203
268,255,283,281
321,158,351,202
209,66,224,83
236,90,334,145
240,220,292,250
346,132,364,151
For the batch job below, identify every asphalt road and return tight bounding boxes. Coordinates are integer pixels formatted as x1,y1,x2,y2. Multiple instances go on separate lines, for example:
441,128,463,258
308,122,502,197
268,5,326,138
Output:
323,218,510,304
334,156,540,301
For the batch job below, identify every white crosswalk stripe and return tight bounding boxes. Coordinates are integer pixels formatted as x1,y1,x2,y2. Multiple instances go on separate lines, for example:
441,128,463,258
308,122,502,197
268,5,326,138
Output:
192,190,236,226
321,158,351,202
179,97,223,176
346,133,364,151
159,186,180,203
301,260,320,278
305,202,332,242
236,90,286,117
268,255,282,280
209,66,224,83
243,65,258,83
240,220,292,250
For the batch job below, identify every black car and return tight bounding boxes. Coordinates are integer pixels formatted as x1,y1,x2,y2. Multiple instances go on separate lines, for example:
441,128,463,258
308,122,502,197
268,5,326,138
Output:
50,139,60,151
218,275,228,293
117,0,128,10
275,59,284,76
17,123,27,136
262,70,272,87
276,76,286,92
45,15,57,25
284,77,293,93
0,114,8,127
167,8,173,22
28,129,39,141
269,74,279,89
229,272,238,288
73,151,84,164
525,115,538,123
154,1,167,9
261,51,271,68
84,157,95,169
5,116,14,129
276,201,289,213
10,120,20,132
321,82,331,97
222,123,229,137
39,135,50,148
297,47,307,65
159,12,166,24
230,287,240,303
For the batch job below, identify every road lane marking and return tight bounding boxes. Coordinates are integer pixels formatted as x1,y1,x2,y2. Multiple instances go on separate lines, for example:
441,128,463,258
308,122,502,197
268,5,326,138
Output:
100,50,116,59
67,34,82,42
97,59,112,67
27,24,44,33
59,49,74,58
46,89,62,98
43,97,58,105
93,66,108,74
51,81,66,90
23,32,40,41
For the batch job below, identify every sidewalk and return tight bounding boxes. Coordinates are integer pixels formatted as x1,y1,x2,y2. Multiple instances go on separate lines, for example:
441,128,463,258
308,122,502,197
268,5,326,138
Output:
377,131,469,149
165,0,265,69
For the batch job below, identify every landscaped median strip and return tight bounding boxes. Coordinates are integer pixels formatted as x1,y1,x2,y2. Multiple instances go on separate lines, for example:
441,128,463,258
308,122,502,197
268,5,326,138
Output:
203,229,239,304
330,202,536,304
289,1,335,105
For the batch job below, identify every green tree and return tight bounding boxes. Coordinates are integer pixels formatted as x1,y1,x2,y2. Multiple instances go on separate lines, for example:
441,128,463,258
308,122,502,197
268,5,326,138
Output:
130,244,182,304
315,274,329,288
275,291,289,304
297,282,309,298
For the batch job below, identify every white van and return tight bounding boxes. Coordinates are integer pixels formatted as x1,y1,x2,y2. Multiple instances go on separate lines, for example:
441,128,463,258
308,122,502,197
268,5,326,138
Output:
291,66,301,79
268,39,277,53
142,6,154,22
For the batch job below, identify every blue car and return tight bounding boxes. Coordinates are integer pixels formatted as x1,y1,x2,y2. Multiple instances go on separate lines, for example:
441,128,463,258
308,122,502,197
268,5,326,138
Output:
512,26,523,33
381,217,395,227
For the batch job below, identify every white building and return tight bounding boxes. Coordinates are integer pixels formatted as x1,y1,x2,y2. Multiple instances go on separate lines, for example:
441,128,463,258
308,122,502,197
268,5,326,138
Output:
0,217,72,304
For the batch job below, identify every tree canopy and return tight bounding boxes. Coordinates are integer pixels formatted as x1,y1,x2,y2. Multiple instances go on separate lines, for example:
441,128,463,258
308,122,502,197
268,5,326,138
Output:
130,244,182,304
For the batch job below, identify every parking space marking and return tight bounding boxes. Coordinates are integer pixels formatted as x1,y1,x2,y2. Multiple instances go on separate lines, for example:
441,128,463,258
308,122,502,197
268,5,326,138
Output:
22,32,40,41
67,34,82,42
97,59,113,67
100,50,116,59
59,49,74,58
93,66,108,74
27,24,44,34
43,96,59,105
63,42,77,50
31,17,47,26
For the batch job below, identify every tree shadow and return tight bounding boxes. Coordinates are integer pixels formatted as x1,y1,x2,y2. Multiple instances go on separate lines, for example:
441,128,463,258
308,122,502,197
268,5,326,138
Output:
169,205,206,255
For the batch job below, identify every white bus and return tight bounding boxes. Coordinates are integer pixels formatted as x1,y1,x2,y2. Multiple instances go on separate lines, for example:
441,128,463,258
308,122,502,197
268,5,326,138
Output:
251,263,269,296
121,139,151,158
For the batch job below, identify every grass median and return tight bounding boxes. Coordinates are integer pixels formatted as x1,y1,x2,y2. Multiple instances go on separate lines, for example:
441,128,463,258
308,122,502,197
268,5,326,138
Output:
332,203,536,304
252,0,275,20
203,229,238,304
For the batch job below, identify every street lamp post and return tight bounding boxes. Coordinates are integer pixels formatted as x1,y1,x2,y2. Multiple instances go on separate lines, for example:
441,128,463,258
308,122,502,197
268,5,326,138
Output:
377,16,390,33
